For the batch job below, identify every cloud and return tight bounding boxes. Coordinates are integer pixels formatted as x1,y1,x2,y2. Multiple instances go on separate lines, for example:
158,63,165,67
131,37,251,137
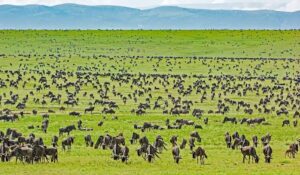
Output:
278,0,300,11
0,0,299,11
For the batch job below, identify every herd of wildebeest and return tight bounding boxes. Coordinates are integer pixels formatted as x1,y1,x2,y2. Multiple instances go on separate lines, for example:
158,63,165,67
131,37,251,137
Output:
0,55,299,165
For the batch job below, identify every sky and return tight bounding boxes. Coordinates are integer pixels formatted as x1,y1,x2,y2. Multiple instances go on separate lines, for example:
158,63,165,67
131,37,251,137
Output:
0,0,299,12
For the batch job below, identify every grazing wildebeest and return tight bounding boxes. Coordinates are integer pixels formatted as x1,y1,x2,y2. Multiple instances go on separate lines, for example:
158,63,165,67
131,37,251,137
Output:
172,146,181,164
69,111,81,117
59,125,76,136
263,145,272,163
137,144,148,159
170,135,178,145
180,138,187,149
223,116,237,124
232,137,249,149
139,136,149,146
45,147,58,162
142,122,153,131
282,119,290,127
84,134,94,147
167,124,182,130
247,118,265,125
11,146,34,164
190,131,201,142
194,124,203,129
240,146,259,163
64,100,77,107
285,143,298,158
153,136,167,153
240,118,248,124
134,124,142,130
130,132,140,144
146,144,159,162
52,135,58,147
84,106,94,114
293,120,298,127
189,137,196,151
62,136,74,151
192,147,207,165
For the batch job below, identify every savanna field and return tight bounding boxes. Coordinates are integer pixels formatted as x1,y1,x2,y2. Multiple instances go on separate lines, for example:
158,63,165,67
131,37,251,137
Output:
0,30,299,175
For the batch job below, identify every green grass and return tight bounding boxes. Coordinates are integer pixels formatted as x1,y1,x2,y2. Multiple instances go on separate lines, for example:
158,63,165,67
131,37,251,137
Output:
0,30,299,175
0,30,299,58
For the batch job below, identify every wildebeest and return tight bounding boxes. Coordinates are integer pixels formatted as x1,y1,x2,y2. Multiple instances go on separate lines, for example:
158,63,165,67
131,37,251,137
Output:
252,136,258,147
169,135,178,145
139,136,149,146
41,119,49,133
240,146,259,163
94,135,104,149
153,136,167,153
285,143,298,158
59,125,76,136
190,131,201,142
192,147,207,165
189,137,195,151
203,117,208,125
246,118,265,125
112,143,122,160
146,144,159,162
130,132,140,144
84,134,94,147
62,136,74,151
32,144,47,163
263,145,272,163
194,124,203,129
121,146,129,163
180,138,187,149
52,136,58,147
45,147,58,162
231,138,242,150
282,119,290,127
98,121,104,127
261,133,272,145
223,116,237,124
225,132,232,148
69,111,81,117
172,146,181,164
84,106,94,114
10,146,34,164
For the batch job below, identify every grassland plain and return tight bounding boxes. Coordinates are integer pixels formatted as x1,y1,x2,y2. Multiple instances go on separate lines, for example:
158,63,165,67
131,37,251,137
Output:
0,30,299,175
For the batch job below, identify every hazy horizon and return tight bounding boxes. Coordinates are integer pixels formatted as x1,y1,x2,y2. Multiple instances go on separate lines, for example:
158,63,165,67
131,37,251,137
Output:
0,0,299,12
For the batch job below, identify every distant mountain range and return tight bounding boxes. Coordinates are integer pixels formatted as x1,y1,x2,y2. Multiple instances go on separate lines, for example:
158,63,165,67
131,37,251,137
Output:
0,4,299,29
